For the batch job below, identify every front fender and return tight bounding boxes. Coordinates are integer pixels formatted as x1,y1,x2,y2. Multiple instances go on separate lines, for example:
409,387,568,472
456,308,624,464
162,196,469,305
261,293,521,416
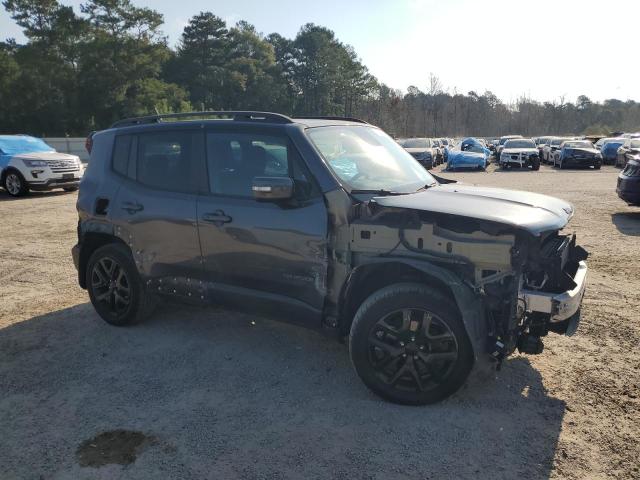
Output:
348,256,488,361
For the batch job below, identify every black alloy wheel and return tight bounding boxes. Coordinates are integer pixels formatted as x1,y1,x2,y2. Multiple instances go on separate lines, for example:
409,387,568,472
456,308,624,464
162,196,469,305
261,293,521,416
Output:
90,257,131,316
367,308,459,393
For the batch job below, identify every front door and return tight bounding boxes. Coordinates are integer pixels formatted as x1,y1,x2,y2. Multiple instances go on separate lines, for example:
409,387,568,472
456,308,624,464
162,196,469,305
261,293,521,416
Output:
197,127,328,326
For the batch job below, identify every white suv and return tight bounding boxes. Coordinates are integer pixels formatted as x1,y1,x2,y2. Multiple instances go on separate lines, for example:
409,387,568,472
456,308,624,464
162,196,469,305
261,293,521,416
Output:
0,135,84,197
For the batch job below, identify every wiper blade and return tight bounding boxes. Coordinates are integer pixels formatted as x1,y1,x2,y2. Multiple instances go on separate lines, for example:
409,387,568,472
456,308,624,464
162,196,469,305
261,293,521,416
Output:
349,189,406,196
414,183,437,192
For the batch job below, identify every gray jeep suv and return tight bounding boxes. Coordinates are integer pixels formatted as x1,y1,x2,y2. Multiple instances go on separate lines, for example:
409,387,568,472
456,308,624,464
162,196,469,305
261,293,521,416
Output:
72,111,588,405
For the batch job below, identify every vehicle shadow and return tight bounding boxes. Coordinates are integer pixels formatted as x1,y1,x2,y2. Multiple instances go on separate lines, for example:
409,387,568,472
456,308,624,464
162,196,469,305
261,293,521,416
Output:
0,189,75,201
0,303,565,479
611,211,640,236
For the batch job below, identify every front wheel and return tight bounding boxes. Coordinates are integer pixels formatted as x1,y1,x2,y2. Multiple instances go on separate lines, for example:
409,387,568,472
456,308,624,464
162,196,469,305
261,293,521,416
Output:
531,158,540,171
349,283,473,405
3,170,28,197
86,244,156,326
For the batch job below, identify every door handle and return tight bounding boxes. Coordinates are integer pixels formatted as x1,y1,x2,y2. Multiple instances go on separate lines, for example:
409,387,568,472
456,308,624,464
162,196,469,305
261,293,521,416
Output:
121,201,144,214
202,210,232,225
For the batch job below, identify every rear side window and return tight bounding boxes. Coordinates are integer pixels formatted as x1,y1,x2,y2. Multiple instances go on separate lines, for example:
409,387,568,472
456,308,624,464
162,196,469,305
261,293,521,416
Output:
137,131,199,193
205,132,316,199
112,135,132,176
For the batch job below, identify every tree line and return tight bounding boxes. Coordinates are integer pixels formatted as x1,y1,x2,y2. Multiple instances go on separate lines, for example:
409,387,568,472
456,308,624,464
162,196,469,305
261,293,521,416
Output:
1,0,639,138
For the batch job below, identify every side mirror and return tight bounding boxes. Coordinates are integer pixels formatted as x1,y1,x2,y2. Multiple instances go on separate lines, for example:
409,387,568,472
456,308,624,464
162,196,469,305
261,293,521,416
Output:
252,176,294,201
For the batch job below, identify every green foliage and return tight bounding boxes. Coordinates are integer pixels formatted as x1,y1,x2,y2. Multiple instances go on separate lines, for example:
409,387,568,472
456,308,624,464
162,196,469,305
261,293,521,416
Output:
1,2,639,136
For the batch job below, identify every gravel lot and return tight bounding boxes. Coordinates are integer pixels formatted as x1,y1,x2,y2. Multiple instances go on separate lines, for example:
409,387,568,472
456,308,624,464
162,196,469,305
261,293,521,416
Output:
1,163,638,480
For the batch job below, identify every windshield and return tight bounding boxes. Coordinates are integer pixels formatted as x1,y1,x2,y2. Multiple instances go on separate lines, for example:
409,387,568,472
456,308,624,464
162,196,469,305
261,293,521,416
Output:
564,141,593,149
0,136,54,155
462,144,486,154
551,138,564,146
307,126,435,193
398,138,429,149
499,136,521,145
504,139,535,148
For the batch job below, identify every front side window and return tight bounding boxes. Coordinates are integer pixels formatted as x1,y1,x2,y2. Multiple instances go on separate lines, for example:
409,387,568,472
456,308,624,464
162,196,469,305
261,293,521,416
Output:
136,131,198,193
307,126,435,193
206,132,315,198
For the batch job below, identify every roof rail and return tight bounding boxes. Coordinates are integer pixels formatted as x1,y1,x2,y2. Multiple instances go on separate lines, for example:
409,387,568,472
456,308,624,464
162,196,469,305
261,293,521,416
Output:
293,116,369,124
110,111,294,128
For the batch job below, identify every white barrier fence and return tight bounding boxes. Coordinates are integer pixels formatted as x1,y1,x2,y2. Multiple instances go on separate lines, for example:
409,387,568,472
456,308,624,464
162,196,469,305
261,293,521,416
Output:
43,137,89,162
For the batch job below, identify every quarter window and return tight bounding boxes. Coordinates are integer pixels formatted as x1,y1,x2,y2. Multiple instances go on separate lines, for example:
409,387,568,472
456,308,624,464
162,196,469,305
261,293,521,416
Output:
112,135,132,176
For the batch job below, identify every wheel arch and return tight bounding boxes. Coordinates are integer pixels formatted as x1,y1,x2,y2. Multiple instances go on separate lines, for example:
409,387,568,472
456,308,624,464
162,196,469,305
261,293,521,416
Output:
1,166,25,183
78,231,130,289
338,258,487,359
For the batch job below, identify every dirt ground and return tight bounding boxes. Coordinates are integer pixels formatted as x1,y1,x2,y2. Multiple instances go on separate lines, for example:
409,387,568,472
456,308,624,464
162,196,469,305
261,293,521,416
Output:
0,163,638,480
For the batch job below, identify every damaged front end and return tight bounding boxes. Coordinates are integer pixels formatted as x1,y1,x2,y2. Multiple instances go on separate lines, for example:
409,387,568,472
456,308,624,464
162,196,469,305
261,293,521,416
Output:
340,189,589,370
517,233,588,347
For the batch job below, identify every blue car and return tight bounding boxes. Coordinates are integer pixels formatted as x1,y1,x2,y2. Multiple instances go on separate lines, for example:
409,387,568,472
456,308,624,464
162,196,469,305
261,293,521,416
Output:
600,138,625,165
446,138,490,170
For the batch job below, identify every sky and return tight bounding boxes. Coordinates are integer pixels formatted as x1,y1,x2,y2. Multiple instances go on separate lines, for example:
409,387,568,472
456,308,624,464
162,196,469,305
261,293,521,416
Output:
1,0,639,104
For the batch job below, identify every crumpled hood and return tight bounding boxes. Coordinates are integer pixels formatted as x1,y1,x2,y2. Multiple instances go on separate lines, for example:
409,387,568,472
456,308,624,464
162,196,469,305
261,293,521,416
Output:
11,151,80,162
373,183,574,236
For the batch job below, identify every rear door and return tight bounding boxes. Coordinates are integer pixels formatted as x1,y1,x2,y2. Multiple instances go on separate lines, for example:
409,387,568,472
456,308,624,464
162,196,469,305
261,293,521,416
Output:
110,128,205,289
196,126,328,326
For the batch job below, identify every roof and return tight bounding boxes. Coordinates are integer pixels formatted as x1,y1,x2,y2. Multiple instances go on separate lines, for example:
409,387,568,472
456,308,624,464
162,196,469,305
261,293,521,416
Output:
110,111,370,129
0,135,54,155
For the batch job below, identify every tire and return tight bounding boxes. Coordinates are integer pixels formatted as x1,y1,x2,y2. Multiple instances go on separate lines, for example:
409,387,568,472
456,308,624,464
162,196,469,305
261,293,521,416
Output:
86,243,156,326
594,162,601,170
63,186,79,192
349,283,473,405
3,170,28,197
531,158,540,171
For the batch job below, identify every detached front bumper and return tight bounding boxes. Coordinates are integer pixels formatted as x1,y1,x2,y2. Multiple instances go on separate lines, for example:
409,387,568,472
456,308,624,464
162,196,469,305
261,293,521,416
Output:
521,260,588,334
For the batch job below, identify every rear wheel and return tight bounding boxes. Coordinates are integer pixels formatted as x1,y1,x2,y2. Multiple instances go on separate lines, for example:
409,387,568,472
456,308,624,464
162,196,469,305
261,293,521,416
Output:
3,170,28,197
86,244,156,326
349,283,473,405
